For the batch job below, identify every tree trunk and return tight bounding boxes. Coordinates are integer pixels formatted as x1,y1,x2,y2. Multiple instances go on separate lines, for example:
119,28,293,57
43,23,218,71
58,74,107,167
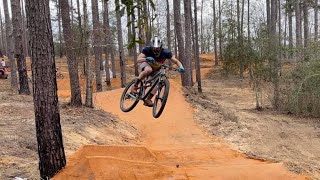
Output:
103,0,111,87
0,10,6,56
131,10,138,76
76,0,81,33
241,0,245,35
110,45,116,78
248,0,250,42
237,0,240,49
83,0,93,107
174,32,178,56
303,1,308,48
11,0,30,95
189,2,195,82
3,0,18,91
166,0,172,52
303,0,309,61
21,0,28,57
183,0,193,87
213,0,218,66
56,0,63,58
105,1,116,78
218,0,223,61
127,14,134,57
267,0,271,34
91,0,103,91
166,0,172,67
144,2,151,45
278,0,282,60
70,0,74,26
174,0,186,86
231,1,235,41
237,0,244,78
138,1,143,52
200,0,204,53
115,0,126,87
25,0,66,178
288,0,293,57
284,8,288,60
76,0,83,62
271,0,280,109
194,0,202,92
315,0,318,41
295,0,302,50
60,0,82,106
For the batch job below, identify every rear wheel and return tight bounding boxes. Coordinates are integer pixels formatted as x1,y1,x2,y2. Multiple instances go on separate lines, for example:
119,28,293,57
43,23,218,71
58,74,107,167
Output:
120,80,142,112
153,79,169,118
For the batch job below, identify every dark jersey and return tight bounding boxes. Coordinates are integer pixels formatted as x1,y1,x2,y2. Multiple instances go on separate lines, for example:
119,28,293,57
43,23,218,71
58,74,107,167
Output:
142,47,173,64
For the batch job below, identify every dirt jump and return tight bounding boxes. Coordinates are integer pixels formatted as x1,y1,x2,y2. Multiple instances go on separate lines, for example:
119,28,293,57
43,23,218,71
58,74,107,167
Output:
53,77,307,179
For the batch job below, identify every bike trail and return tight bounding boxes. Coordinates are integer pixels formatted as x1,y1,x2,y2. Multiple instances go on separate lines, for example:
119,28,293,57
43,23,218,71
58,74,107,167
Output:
54,80,306,179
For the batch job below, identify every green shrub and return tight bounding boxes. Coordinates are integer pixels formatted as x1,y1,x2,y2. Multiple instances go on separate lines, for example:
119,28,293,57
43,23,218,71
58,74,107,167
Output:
281,43,320,117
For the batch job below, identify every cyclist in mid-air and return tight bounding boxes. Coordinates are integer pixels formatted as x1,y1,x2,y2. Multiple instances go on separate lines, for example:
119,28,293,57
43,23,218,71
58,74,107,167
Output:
131,36,185,107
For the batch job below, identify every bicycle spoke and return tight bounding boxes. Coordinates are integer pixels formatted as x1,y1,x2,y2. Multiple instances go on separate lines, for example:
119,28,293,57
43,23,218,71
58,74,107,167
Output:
126,93,137,99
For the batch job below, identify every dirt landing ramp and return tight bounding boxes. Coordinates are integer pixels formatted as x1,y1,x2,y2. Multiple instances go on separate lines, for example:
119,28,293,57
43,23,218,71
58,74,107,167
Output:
54,81,307,179
54,145,305,180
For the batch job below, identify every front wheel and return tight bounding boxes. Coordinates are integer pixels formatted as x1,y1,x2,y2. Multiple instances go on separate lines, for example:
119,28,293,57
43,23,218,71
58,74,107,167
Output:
120,80,141,112
153,79,170,118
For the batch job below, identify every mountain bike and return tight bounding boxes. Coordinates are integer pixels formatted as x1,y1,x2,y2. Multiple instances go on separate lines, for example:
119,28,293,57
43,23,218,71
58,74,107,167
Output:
120,64,176,118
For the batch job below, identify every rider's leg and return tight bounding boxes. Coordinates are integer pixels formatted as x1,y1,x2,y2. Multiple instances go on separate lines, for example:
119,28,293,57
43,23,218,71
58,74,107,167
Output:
137,63,152,82
143,82,158,107
132,63,153,93
144,69,161,107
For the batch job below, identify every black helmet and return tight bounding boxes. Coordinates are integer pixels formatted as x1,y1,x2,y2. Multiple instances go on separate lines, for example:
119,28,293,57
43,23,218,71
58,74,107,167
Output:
151,36,163,57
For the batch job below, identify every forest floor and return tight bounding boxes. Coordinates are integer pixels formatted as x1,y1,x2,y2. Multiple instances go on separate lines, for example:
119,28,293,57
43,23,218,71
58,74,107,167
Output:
0,55,318,179
186,62,320,179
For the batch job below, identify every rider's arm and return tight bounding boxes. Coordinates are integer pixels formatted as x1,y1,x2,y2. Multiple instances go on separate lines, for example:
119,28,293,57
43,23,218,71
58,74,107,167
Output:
137,53,147,63
170,55,183,68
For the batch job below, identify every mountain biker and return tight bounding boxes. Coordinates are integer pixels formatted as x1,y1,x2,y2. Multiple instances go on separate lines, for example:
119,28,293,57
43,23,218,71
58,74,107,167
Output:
131,36,185,107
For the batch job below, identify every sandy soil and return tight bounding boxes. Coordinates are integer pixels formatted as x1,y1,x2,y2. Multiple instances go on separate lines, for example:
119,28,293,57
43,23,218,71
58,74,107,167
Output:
54,73,306,179
186,67,320,179
1,55,316,179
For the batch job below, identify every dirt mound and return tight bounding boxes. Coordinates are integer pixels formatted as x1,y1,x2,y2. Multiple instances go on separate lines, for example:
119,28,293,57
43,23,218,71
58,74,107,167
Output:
54,81,306,179
54,144,305,180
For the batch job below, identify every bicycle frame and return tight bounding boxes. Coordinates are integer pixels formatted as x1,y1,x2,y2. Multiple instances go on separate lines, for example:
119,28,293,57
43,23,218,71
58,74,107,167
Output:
140,65,170,100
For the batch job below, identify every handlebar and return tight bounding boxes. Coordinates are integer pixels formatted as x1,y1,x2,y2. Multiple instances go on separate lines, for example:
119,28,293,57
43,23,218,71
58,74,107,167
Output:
161,64,177,71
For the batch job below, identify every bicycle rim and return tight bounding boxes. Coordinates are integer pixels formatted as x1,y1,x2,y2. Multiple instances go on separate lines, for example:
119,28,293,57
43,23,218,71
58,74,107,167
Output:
120,80,141,112
153,79,169,118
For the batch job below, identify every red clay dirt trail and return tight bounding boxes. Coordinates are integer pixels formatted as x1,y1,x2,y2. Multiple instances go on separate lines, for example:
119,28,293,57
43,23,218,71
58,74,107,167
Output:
54,79,306,179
